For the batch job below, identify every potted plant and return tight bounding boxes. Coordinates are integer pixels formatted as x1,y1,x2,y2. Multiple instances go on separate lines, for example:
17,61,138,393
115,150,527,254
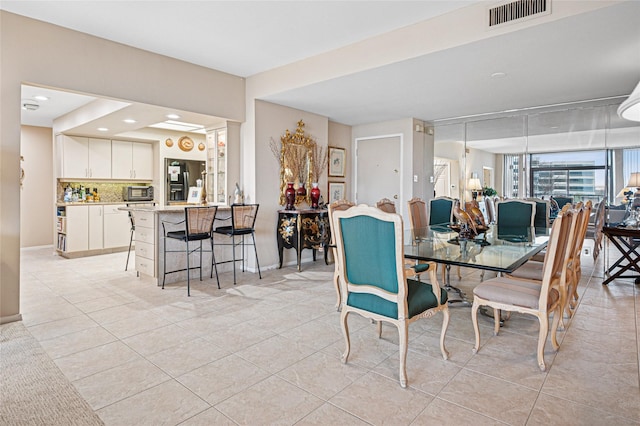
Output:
483,186,497,197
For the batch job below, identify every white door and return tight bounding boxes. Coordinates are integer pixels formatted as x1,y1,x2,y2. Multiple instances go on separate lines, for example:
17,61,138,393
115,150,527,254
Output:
103,204,131,248
356,135,401,208
65,206,88,252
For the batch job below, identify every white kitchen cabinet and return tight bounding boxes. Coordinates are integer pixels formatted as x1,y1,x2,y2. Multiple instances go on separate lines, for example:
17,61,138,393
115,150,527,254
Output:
88,205,104,250
60,136,111,179
112,140,153,180
104,204,131,248
88,138,112,178
64,205,89,252
57,204,131,256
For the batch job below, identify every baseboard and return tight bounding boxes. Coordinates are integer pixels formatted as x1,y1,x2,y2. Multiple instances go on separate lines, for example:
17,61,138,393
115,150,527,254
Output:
0,314,23,325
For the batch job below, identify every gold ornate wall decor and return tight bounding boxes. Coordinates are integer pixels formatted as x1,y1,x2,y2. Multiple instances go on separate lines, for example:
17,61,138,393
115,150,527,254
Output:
275,120,316,206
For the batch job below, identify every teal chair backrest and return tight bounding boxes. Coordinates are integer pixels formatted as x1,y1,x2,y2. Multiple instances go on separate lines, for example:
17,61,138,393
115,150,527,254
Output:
340,215,398,293
532,200,550,228
497,200,535,228
429,198,454,226
552,196,573,209
339,214,404,319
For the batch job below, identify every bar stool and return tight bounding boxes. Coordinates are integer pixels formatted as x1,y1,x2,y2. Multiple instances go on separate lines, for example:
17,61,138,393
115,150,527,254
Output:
211,203,261,286
162,206,218,296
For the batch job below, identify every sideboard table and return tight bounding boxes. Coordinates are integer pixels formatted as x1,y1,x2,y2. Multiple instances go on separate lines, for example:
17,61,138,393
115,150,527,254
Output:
603,226,640,285
277,208,330,271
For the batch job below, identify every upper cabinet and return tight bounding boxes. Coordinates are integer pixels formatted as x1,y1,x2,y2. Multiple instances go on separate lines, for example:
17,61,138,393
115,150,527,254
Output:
57,135,153,180
60,136,111,179
112,140,153,180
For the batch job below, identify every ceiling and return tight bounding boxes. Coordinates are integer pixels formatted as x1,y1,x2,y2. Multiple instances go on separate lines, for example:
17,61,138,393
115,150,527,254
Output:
4,1,640,140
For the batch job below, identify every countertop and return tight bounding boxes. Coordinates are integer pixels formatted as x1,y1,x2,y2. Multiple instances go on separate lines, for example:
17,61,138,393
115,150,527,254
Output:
56,201,156,206
119,203,230,213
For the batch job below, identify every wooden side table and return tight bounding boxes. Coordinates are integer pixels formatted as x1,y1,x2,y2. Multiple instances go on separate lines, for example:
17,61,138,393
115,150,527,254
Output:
603,226,640,285
277,209,330,271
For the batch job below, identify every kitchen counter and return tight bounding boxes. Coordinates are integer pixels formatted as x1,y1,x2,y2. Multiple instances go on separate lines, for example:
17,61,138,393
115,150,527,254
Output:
119,203,230,213
121,203,232,285
57,201,156,206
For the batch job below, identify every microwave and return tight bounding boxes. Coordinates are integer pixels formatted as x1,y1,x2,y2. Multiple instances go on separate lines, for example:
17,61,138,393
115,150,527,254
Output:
123,186,154,201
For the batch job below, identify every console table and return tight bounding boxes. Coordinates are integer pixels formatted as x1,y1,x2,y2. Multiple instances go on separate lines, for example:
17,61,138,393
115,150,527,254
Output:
603,226,640,285
277,209,330,271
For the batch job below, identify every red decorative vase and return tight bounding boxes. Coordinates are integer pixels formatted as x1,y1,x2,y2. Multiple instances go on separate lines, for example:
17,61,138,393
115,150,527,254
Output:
296,183,306,197
310,183,321,208
285,182,296,210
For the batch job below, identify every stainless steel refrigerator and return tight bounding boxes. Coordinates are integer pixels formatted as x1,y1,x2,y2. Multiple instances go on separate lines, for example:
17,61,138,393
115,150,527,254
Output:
165,158,205,202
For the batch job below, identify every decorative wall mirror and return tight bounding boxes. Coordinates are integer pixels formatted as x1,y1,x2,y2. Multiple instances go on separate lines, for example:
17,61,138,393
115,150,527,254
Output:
275,120,316,206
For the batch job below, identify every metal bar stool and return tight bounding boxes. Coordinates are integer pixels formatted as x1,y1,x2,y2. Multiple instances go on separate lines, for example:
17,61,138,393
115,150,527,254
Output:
162,206,218,296
211,204,261,286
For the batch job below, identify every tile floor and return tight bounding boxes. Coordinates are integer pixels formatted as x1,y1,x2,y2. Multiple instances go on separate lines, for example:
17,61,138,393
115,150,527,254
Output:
17,244,640,425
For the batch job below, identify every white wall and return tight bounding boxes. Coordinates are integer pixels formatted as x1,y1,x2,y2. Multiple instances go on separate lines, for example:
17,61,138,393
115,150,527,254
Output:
20,126,54,248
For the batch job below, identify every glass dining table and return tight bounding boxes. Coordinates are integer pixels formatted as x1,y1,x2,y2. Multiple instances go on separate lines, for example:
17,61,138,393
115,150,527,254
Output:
404,224,550,304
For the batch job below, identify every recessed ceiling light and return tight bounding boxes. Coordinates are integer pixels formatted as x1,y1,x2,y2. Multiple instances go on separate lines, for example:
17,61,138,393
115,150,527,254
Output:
166,113,181,119
34,95,49,101
123,119,137,124
491,72,507,78
97,127,109,132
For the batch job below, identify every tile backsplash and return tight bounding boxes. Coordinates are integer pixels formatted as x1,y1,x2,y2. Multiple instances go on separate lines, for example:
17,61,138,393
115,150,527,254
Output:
57,181,152,203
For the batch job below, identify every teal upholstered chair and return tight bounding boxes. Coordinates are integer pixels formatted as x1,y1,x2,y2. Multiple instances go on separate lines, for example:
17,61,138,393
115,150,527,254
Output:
332,204,450,388
429,196,456,229
495,199,536,242
552,195,573,209
527,198,551,228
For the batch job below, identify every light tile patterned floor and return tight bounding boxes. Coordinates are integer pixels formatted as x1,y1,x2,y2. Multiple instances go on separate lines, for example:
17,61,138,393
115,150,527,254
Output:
18,244,640,425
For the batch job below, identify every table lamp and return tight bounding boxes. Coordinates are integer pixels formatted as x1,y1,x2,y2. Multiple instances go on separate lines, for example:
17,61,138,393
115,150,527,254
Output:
628,173,640,211
468,173,483,200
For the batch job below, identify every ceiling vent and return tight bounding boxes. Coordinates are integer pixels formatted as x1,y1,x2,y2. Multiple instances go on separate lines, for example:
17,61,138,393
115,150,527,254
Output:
22,101,40,111
488,0,551,28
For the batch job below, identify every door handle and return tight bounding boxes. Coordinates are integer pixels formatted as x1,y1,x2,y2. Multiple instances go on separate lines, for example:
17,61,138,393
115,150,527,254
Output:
394,195,398,199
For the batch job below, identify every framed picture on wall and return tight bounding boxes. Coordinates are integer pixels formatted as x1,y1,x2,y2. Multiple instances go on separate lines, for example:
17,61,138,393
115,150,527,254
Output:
328,146,346,177
328,181,346,203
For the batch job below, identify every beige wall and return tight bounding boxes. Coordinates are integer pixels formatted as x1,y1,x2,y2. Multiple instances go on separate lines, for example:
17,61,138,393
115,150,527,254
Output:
20,126,55,248
254,100,329,269
0,11,245,323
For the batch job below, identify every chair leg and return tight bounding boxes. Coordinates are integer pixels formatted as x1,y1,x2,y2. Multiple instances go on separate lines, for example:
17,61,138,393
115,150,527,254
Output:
252,231,261,279
398,323,409,388
162,237,167,290
125,229,134,271
231,234,237,285
210,238,220,289
440,308,450,360
186,240,191,297
536,314,549,371
199,240,203,281
340,310,351,364
471,301,481,353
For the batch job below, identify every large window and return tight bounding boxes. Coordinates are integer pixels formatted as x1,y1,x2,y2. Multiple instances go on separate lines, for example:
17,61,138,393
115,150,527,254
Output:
530,150,607,204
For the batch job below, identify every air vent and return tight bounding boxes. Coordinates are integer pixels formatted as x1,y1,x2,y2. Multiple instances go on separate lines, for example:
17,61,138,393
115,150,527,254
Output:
488,0,550,28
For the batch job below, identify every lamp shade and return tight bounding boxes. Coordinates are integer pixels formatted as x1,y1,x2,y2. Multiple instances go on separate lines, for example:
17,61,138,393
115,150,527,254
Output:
468,177,482,191
627,172,640,187
618,80,640,122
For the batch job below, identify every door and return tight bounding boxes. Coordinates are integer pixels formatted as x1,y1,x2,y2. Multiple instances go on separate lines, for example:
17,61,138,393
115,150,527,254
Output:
356,135,401,208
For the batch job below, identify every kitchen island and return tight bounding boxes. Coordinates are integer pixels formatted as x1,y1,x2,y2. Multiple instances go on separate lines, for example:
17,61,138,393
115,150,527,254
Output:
121,204,231,285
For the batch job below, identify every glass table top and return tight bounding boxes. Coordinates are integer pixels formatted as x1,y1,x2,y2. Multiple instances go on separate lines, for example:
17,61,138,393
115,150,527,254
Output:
404,224,550,273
